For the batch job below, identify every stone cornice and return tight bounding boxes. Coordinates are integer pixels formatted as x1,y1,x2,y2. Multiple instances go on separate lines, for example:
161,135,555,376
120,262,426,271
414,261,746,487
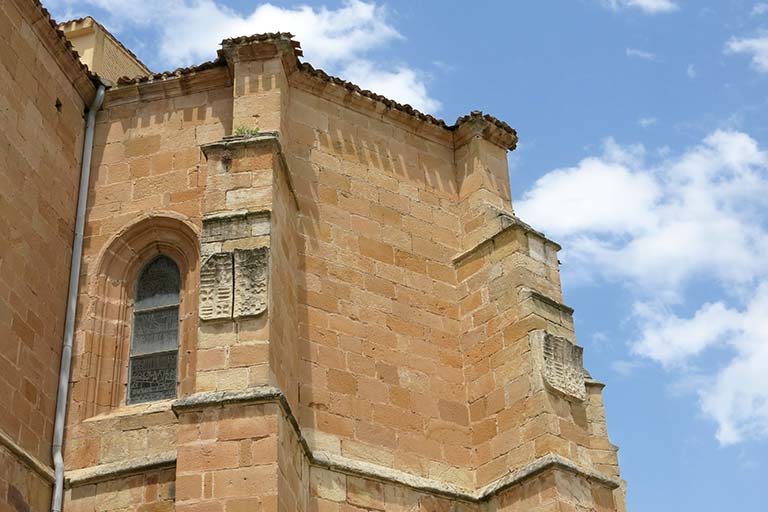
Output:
286,61,456,150
520,287,575,316
0,428,55,483
103,65,230,108
65,451,176,487
200,133,300,210
453,209,561,265
172,386,621,502
14,0,99,105
200,132,281,155
453,111,519,151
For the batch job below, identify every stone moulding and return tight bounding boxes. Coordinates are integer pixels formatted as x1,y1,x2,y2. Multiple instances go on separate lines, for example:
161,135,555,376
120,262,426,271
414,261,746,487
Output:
202,210,271,244
520,288,575,316
0,428,55,483
65,451,176,488
172,386,620,502
452,209,561,266
200,132,300,210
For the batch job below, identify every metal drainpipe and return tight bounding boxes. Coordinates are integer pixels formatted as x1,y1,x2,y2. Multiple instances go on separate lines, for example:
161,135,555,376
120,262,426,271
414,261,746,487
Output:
51,83,106,512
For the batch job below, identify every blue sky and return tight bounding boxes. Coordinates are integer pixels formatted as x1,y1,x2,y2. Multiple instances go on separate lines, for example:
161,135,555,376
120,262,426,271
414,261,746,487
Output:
49,1,768,509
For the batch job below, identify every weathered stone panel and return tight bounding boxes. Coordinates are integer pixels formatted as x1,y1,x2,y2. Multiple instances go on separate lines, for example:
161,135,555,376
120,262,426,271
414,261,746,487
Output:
234,247,270,318
200,253,234,321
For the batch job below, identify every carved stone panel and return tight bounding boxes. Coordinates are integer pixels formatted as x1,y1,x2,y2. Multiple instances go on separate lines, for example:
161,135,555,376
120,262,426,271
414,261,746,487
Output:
202,211,270,243
199,252,234,321
530,330,586,400
233,247,269,318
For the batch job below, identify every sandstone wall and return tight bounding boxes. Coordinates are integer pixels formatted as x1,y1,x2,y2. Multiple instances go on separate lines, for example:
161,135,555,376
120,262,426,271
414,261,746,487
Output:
285,85,472,487
64,68,233,480
0,4,96,510
58,35,624,511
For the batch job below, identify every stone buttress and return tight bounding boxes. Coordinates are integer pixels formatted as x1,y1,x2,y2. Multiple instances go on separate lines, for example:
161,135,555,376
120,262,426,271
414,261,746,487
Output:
56,33,624,512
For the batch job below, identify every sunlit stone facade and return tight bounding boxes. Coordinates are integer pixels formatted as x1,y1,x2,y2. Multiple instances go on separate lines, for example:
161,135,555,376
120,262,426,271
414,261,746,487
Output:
0,0,625,510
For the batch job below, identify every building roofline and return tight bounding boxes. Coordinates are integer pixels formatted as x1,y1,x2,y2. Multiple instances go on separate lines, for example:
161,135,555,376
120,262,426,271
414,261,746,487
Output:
110,32,517,149
17,0,101,103
58,16,152,76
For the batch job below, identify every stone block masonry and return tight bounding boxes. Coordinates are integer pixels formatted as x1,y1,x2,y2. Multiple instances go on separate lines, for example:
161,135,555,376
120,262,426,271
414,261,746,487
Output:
0,0,98,510
1,5,625,509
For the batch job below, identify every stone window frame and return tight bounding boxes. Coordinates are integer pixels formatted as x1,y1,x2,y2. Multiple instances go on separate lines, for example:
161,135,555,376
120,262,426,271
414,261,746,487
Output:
75,213,199,420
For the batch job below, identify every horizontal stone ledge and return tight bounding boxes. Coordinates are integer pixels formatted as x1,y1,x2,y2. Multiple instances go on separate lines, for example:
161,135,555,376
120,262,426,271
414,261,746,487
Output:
520,287,575,316
453,212,561,266
200,132,300,211
171,386,621,500
315,451,620,502
200,132,281,155
172,386,285,415
0,428,55,483
477,453,621,500
585,378,607,389
65,451,177,488
312,450,472,501
202,209,271,222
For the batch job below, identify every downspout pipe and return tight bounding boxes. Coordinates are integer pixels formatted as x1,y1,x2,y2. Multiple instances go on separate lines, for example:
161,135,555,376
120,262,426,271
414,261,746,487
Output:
51,83,106,512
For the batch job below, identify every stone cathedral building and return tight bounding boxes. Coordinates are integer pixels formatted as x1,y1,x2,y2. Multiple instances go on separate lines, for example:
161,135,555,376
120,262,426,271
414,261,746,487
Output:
0,0,626,510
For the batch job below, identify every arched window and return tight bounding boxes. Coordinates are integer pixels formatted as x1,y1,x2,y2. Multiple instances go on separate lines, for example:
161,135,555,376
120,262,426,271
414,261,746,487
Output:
127,256,180,404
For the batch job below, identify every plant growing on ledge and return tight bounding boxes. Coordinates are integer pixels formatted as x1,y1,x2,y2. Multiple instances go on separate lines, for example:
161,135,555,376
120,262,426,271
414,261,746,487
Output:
234,126,260,137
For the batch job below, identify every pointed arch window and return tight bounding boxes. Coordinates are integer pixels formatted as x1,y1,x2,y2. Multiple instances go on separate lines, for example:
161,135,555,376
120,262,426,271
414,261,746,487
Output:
127,255,180,404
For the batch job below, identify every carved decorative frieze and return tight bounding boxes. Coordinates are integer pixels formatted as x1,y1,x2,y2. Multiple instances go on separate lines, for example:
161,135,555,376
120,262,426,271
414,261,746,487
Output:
530,330,586,400
199,252,234,321
234,247,269,318
202,211,270,243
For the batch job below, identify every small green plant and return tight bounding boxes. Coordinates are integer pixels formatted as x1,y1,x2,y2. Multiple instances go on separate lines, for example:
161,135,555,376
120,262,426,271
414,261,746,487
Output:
235,126,260,137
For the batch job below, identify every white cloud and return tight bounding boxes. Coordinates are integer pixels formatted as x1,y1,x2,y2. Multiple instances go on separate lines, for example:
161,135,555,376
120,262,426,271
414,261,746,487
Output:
638,117,657,128
687,64,697,78
48,0,441,113
626,47,657,60
339,60,441,113
603,0,678,14
752,3,768,16
516,131,768,443
634,286,768,444
726,36,768,73
611,359,643,376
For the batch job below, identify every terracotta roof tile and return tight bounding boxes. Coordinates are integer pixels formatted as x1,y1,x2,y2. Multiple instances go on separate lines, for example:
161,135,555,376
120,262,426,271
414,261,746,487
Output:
29,0,99,84
115,58,225,86
109,32,517,145
221,32,296,46
296,61,451,129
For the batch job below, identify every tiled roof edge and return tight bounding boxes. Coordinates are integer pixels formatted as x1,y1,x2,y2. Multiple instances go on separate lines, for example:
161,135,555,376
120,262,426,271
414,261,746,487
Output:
220,31,296,47
26,0,100,91
293,60,518,145
296,60,451,130
109,32,517,145
115,57,225,85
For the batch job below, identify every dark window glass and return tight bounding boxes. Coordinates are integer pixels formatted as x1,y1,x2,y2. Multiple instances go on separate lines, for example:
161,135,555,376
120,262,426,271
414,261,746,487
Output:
128,256,179,404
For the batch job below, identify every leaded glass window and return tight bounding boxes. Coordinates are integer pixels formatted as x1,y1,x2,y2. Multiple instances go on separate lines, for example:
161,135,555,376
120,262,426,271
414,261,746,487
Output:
127,256,180,404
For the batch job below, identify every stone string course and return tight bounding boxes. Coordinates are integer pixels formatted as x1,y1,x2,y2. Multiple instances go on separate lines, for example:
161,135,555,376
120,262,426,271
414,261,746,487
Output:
166,386,621,502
